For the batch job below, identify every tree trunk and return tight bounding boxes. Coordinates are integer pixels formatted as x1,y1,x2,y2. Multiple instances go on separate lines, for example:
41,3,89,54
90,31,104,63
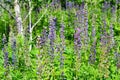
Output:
14,0,23,36
29,0,32,51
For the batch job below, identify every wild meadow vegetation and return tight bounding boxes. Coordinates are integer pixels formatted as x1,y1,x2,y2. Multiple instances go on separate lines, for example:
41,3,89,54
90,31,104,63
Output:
0,0,120,79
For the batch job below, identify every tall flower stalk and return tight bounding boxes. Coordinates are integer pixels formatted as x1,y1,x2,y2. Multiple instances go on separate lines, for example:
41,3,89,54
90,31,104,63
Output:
80,2,85,44
100,1,109,47
76,2,89,46
11,34,17,67
36,27,48,79
2,34,8,68
99,2,111,78
2,34,11,79
111,3,118,69
60,23,65,79
48,17,57,59
84,3,89,46
36,36,44,79
89,15,96,64
74,27,81,57
74,27,82,79
109,5,116,49
74,5,83,75
47,17,57,78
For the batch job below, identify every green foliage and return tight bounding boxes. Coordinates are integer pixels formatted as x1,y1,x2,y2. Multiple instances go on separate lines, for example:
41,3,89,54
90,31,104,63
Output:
0,0,120,80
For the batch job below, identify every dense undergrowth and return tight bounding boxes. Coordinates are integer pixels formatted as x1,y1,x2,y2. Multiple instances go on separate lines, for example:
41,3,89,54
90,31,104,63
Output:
0,0,120,80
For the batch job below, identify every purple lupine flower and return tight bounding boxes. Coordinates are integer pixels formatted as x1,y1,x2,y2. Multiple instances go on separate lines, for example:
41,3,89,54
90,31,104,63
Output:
2,34,9,68
89,21,97,63
2,34,7,45
36,36,43,48
59,23,65,79
111,5,117,23
90,36,96,63
36,27,48,49
48,17,57,58
11,36,16,52
12,53,16,66
76,10,81,22
42,27,48,45
75,28,82,48
84,3,89,46
80,2,85,43
109,5,116,49
51,0,56,6
79,2,89,46
110,24,115,48
103,20,108,45
100,25,104,45
60,23,65,44
92,26,96,38
11,35,17,66
74,28,81,40
36,28,48,49
60,23,65,68
75,8,82,39
66,1,73,9
36,28,48,78
103,1,110,12
100,19,107,46
80,2,85,10
4,52,9,68
80,3,84,24
74,27,82,58
111,6,116,14
107,24,115,52
91,15,96,39
51,0,60,7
